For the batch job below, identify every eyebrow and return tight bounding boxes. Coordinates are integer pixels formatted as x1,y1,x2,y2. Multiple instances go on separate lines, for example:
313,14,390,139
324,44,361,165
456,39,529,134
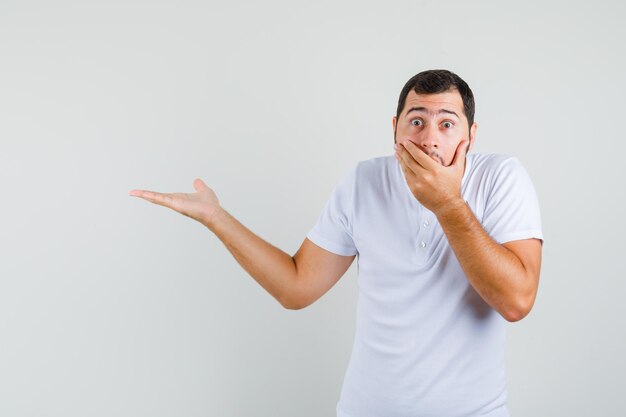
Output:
405,106,460,119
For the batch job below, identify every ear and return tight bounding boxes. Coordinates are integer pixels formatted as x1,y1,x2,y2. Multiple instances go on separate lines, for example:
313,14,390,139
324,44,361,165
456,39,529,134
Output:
468,122,477,151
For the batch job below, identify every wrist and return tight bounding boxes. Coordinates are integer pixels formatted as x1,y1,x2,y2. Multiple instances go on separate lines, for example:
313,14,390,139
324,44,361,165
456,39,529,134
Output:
434,197,467,220
202,206,226,229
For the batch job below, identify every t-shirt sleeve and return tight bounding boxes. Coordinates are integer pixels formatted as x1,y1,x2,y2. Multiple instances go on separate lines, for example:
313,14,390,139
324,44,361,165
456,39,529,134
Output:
481,156,544,245
305,164,358,256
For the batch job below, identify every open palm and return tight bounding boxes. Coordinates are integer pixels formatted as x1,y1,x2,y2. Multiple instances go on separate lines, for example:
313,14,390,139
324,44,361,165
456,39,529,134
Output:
129,178,221,225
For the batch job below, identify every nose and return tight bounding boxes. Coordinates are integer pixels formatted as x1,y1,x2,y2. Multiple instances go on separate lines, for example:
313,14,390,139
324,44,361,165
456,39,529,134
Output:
418,123,440,150
420,140,439,151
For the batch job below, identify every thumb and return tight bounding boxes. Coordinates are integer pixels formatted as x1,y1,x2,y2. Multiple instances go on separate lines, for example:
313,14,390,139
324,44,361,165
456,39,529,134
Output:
193,178,209,192
450,140,469,168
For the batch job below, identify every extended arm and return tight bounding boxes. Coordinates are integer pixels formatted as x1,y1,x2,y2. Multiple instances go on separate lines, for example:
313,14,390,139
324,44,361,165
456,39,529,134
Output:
129,179,354,310
205,209,354,310
205,208,299,308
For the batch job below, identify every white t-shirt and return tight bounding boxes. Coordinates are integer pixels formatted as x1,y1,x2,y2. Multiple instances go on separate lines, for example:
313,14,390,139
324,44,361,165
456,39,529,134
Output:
306,152,544,417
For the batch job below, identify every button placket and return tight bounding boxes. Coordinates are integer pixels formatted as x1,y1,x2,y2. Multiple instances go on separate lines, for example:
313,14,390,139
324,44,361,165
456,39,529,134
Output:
418,213,432,251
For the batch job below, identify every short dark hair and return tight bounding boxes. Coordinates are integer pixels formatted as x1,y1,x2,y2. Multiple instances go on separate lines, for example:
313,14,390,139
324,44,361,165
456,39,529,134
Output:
396,69,475,131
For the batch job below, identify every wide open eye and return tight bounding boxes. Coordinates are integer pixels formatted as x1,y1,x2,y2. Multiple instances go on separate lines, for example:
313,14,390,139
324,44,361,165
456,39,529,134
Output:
442,121,453,128
411,119,423,126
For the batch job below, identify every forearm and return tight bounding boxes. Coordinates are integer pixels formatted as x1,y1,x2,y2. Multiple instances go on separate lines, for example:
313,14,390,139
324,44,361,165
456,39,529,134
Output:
203,207,298,309
435,198,528,321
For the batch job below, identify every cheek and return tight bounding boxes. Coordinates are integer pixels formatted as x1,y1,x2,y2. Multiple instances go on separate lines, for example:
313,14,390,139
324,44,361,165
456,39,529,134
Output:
443,140,463,164
442,126,459,139
397,124,413,134
401,124,425,140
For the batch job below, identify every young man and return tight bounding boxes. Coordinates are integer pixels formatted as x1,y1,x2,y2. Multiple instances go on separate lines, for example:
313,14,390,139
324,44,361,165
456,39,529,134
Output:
129,69,543,417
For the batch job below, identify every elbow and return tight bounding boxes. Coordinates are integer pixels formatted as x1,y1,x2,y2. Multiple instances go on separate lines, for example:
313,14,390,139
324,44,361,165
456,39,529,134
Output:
283,300,304,310
276,277,304,310
280,297,300,310
283,301,309,311
280,279,313,310
280,295,308,311
503,293,535,323
503,308,527,323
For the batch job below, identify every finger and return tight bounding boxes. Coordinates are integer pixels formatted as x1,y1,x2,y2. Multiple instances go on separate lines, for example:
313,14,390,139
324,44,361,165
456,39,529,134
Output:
396,151,415,180
450,140,469,168
193,178,208,192
129,189,175,208
398,141,428,175
401,140,435,171
397,155,408,175
396,146,415,175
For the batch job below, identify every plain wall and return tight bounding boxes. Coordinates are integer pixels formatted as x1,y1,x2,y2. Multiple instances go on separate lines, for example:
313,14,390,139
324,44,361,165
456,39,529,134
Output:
1,0,624,415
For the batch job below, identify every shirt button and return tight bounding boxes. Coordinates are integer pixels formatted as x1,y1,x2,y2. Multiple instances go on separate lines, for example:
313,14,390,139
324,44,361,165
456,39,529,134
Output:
419,241,427,248
423,220,429,227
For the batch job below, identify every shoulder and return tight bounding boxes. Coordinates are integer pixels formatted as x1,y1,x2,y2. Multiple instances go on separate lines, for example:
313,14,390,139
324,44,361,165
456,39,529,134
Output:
467,153,539,211
354,154,395,180
327,156,389,193
468,152,521,172
357,154,394,169
468,152,529,186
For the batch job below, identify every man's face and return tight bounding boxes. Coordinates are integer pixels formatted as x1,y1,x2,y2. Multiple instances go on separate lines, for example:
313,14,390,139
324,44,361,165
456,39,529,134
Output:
392,88,477,167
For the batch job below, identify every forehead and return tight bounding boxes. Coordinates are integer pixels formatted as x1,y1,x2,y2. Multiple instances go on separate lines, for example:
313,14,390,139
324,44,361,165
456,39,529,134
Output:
402,89,464,116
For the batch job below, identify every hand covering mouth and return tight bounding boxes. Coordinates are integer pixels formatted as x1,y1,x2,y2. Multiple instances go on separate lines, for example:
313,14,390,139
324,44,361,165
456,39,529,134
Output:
427,152,442,164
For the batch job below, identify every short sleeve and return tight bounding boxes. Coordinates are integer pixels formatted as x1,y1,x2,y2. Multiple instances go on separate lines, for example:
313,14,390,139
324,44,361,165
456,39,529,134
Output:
306,164,358,256
481,156,544,245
